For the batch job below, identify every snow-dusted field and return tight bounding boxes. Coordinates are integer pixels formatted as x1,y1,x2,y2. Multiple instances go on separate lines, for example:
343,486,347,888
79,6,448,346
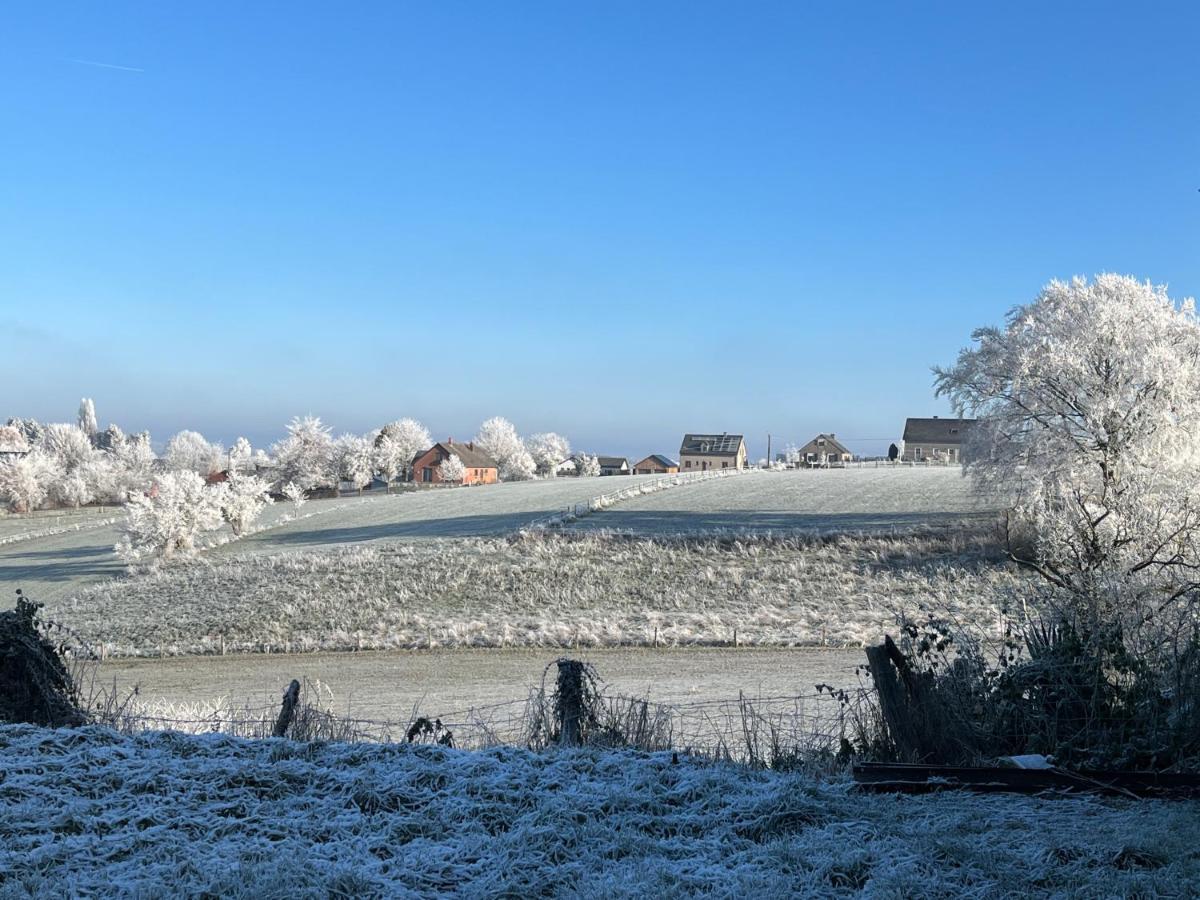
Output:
56,529,1025,657
0,476,672,603
2,725,1195,897
569,466,990,534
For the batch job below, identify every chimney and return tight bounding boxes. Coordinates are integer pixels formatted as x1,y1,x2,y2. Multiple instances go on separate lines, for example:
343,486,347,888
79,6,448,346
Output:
447,437,453,445
830,433,835,438
467,441,474,451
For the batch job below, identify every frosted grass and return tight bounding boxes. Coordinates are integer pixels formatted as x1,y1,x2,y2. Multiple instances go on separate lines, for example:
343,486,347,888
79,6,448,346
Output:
0,724,1195,897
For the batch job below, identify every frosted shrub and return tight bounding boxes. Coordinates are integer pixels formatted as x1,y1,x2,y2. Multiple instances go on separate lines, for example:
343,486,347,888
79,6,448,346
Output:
0,451,57,512
283,481,307,512
217,470,272,536
440,454,467,484
116,471,224,561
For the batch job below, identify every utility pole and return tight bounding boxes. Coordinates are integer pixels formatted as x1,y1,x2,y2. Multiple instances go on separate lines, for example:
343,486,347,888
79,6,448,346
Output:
766,433,772,465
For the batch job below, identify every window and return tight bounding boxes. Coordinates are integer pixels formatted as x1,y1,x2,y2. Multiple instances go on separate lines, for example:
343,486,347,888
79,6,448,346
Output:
685,460,692,468
722,462,728,469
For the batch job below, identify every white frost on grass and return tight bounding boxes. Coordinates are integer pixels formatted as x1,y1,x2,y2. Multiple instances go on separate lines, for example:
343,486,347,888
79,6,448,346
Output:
0,724,1195,897
56,529,1027,657
0,516,118,548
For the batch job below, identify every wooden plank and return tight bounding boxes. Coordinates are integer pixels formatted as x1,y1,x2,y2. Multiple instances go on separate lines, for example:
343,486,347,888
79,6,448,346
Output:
853,762,1200,798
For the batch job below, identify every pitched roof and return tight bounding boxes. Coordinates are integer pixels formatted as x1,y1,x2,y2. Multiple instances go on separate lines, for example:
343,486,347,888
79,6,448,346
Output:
680,433,744,456
596,456,629,468
634,454,677,469
800,433,851,456
902,417,976,444
423,441,499,469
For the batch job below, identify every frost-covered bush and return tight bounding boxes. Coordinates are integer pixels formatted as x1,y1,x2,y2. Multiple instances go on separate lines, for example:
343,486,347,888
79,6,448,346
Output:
39,423,93,472
116,471,224,561
439,454,467,483
216,470,272,536
577,454,601,477
0,451,57,512
76,398,98,440
283,481,307,512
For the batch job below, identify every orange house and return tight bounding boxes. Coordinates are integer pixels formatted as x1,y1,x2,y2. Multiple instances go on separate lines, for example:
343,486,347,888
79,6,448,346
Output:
411,439,500,486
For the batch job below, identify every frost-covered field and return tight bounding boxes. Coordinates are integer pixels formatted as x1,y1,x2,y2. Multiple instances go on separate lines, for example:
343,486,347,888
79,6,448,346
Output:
1,725,1196,898
569,466,989,534
0,476,674,603
56,529,1027,657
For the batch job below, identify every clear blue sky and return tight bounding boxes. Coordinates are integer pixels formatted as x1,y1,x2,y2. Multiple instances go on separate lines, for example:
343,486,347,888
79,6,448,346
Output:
3,2,1197,459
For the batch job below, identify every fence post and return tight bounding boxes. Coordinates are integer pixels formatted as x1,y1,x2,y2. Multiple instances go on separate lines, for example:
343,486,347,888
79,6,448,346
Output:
556,659,587,747
273,679,301,738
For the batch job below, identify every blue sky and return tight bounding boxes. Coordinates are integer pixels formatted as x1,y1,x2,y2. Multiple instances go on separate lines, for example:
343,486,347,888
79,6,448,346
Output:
3,2,1198,459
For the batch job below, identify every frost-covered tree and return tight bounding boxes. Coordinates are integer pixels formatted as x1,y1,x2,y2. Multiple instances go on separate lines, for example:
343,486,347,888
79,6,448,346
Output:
576,454,601,477
374,418,431,483
165,430,225,476
94,423,125,453
272,416,336,491
439,453,467,484
105,432,155,502
116,471,224,561
335,433,375,492
228,437,255,474
525,432,571,478
216,470,272,536
39,423,94,472
6,417,43,446
77,398,98,440
0,451,57,512
475,417,535,481
935,274,1200,641
282,481,307,512
0,424,28,453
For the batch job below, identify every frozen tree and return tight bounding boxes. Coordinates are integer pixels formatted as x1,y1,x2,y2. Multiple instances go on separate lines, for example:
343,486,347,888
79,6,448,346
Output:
374,418,431,483
165,430,225,476
39,423,94,471
0,451,57,512
6,418,43,446
94,423,125,453
115,471,224,561
77,398,98,440
282,481,307,512
475,417,535,481
105,432,155,502
228,437,255,474
334,433,375,492
525,432,571,478
0,425,29,453
272,416,336,490
439,453,467,484
216,470,272,536
935,274,1200,642
577,454,601,477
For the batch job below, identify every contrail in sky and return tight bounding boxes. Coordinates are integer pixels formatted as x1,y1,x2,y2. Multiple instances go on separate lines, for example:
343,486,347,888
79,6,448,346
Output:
64,58,145,73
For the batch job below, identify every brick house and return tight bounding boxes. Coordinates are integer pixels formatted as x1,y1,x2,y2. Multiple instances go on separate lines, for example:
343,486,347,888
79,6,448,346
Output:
411,439,499,485
632,454,679,475
901,417,976,463
679,433,746,472
796,433,852,467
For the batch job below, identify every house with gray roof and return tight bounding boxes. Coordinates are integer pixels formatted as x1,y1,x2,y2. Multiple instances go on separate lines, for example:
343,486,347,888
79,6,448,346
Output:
632,454,679,475
679,433,746,472
597,456,631,476
901,417,975,463
796,433,852,467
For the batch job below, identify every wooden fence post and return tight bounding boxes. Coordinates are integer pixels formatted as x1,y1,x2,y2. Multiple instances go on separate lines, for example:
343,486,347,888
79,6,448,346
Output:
273,679,301,738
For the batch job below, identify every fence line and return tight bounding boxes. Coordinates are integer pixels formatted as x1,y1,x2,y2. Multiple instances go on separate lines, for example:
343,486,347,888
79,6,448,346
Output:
527,466,750,531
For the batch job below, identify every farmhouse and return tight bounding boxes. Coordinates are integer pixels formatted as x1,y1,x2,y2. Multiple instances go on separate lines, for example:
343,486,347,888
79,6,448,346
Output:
411,439,499,485
797,433,852,467
597,456,631,476
632,454,679,475
679,433,746,472
901,417,976,463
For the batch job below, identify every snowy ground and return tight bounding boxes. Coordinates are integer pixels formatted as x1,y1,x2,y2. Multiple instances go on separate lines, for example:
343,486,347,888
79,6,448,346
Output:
569,466,990,534
0,476,674,604
54,529,1025,657
1,724,1196,898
